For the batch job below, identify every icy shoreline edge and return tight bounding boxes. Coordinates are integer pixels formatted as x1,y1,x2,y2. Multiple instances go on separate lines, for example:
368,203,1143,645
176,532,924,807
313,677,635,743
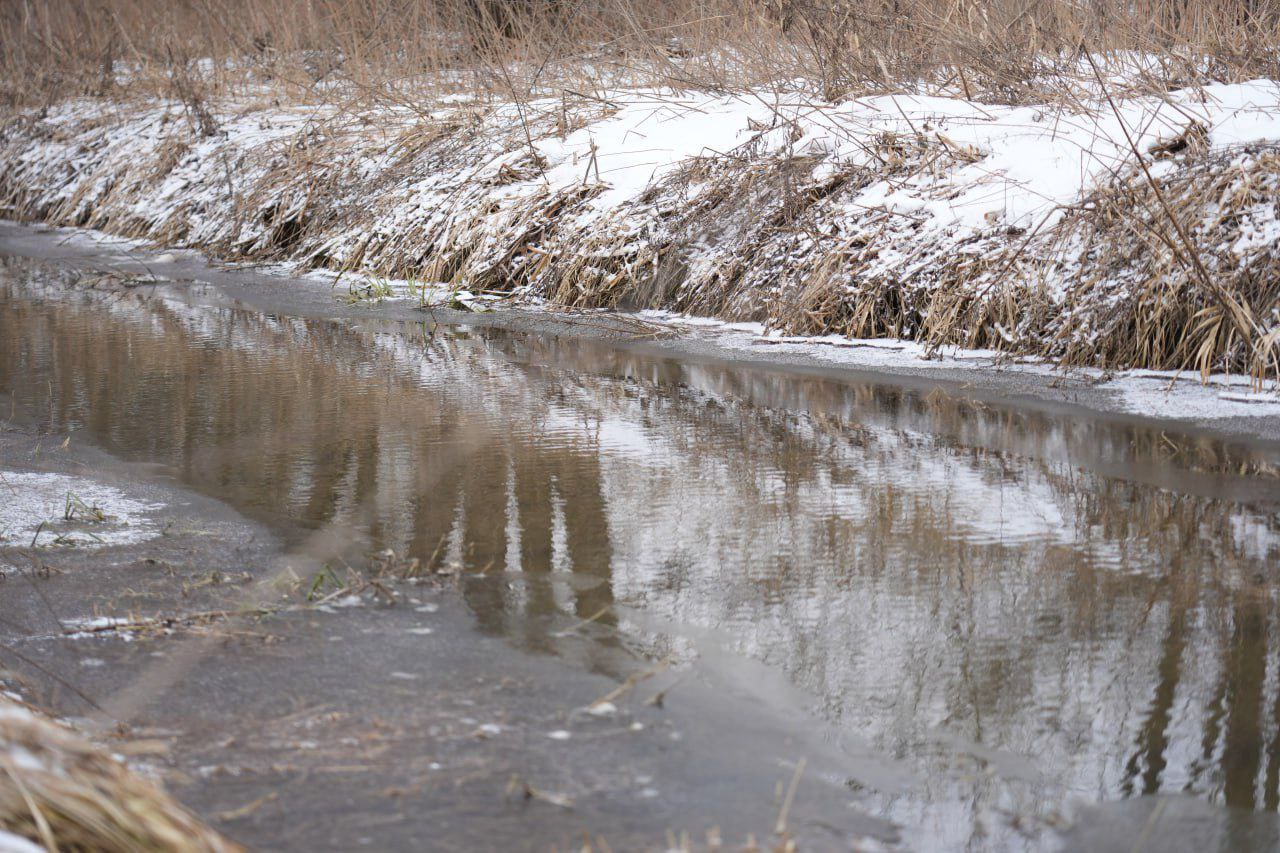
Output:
2,79,1279,410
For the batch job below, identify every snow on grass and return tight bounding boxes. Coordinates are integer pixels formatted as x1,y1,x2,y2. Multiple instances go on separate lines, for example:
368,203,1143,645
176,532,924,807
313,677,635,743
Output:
519,79,1280,236
537,91,779,209
5,72,1280,387
21,77,1280,266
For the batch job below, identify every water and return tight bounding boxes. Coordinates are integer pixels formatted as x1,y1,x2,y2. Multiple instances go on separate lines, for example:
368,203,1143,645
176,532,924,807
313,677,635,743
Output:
2,255,1280,849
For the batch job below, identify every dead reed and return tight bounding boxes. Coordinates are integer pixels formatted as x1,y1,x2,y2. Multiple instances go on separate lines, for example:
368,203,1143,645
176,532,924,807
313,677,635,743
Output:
3,0,1280,111
1049,144,1280,379
0,698,241,852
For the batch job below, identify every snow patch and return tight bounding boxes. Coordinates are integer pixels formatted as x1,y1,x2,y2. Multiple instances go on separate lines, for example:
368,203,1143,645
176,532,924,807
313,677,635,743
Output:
0,472,163,548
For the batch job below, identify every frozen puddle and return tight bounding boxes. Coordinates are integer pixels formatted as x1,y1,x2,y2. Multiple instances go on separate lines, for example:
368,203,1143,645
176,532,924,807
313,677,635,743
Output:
0,471,162,548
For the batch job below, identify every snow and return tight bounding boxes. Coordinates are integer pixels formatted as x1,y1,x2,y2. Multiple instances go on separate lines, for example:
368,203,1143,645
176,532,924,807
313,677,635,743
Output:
17,76,1280,256
0,831,44,853
63,616,131,631
520,80,1280,237
0,472,164,548
537,92,775,209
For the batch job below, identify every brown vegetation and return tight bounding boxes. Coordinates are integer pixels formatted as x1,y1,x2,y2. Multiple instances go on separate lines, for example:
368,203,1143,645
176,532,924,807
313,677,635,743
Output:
0,698,241,852
3,0,1280,110
1,1,1279,382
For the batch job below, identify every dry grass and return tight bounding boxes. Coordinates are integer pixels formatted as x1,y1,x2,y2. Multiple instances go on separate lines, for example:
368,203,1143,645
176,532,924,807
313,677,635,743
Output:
1049,144,1280,379
3,0,1280,112
0,697,241,852
3,85,1279,382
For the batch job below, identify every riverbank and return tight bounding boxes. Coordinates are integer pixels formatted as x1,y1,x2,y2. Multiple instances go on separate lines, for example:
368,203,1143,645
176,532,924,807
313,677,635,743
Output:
3,68,1280,389
5,5,1280,847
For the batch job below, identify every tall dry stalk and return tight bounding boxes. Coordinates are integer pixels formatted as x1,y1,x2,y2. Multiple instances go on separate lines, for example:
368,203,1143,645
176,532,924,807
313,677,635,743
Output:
3,0,1280,111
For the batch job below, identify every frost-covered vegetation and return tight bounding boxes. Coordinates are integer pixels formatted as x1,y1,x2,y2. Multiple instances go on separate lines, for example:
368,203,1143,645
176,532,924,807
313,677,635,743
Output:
2,0,1280,381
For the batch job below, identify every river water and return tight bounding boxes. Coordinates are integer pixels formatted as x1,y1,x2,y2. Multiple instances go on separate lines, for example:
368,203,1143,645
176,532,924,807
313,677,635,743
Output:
2,250,1280,850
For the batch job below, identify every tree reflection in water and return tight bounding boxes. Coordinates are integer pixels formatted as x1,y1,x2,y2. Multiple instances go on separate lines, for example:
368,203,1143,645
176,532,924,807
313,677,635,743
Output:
3,256,1280,845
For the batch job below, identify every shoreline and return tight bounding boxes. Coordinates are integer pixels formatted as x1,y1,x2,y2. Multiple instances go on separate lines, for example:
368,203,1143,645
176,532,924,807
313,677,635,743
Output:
3,79,1280,390
0,267,900,852
4,219,1280,448
4,222,1280,852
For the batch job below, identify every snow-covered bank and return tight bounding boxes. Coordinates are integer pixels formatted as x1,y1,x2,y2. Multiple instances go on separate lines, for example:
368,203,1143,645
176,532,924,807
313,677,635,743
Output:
3,77,1280,382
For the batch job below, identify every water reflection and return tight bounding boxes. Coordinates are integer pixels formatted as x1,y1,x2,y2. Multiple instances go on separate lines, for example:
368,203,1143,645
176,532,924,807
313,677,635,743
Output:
3,257,1280,847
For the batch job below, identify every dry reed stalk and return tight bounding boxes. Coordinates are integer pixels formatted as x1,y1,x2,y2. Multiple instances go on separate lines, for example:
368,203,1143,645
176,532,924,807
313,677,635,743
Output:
0,697,241,852
1047,144,1280,380
3,0,1280,112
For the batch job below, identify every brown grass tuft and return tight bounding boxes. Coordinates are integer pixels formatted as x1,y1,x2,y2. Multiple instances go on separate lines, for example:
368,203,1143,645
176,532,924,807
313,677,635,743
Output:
0,698,241,852
1048,144,1280,381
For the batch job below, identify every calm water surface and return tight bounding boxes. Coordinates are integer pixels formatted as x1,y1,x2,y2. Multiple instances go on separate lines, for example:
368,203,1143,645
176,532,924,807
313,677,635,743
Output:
3,257,1280,849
